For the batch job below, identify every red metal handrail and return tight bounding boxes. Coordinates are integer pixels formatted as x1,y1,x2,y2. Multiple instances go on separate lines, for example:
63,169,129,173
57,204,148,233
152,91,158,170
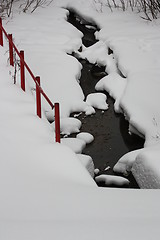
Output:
0,17,61,143
0,18,54,109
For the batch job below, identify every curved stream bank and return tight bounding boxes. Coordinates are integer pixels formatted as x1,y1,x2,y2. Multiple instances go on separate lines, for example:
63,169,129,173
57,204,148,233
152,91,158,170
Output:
67,10,144,188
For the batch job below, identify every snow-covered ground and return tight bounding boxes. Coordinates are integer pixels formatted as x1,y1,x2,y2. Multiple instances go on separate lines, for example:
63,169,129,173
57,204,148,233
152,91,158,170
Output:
1,0,160,239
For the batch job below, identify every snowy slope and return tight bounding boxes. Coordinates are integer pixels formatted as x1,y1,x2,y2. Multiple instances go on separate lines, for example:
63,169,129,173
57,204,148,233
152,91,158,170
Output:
1,0,160,239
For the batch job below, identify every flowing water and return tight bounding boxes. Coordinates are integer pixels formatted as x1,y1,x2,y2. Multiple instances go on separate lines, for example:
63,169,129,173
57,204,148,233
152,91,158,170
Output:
67,10,144,188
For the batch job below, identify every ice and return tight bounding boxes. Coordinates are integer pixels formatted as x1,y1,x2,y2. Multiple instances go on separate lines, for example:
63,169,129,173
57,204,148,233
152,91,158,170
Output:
86,93,108,110
76,132,94,144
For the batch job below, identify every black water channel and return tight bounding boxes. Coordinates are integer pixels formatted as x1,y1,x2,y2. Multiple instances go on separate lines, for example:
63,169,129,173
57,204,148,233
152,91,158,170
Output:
67,10,144,188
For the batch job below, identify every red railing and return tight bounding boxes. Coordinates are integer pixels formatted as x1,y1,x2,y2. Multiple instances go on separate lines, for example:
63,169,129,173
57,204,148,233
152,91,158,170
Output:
0,17,61,143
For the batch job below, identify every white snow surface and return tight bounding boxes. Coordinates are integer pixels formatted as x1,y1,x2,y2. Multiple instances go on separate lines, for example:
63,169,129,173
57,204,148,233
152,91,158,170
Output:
61,137,86,154
1,0,160,238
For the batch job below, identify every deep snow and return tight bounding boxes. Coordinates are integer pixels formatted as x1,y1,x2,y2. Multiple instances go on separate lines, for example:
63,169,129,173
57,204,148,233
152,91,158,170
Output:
1,0,160,239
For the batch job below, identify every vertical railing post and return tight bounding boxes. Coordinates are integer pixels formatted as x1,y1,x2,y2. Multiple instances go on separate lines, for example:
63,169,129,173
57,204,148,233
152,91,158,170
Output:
0,18,3,46
36,76,41,118
55,103,61,143
8,34,14,66
20,50,25,91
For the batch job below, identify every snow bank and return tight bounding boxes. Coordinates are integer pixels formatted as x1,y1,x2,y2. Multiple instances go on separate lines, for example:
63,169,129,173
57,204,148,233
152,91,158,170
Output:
61,137,86,153
132,144,160,188
113,149,143,176
77,154,95,177
0,48,95,188
4,5,87,118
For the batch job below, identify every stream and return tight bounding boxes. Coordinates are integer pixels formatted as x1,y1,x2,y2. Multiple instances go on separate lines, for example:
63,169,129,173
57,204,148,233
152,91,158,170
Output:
67,10,144,188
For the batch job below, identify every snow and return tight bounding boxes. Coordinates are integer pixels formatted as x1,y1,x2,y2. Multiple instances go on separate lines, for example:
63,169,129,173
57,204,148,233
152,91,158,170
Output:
95,72,127,113
1,0,160,238
76,41,118,73
61,137,86,154
94,168,100,175
114,149,143,176
61,0,160,183
86,92,108,110
95,174,130,187
76,132,94,144
132,145,160,188
58,117,81,135
105,166,111,171
77,154,95,177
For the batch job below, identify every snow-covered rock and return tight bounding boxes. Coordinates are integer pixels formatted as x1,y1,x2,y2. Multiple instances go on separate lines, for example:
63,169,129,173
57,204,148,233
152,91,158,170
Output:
95,174,130,187
58,117,81,135
76,132,94,144
86,93,108,110
95,72,127,113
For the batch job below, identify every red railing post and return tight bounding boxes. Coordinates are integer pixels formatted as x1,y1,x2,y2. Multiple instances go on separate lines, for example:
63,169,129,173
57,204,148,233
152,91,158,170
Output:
36,76,41,118
0,18,3,46
8,34,14,66
55,103,60,143
20,50,25,91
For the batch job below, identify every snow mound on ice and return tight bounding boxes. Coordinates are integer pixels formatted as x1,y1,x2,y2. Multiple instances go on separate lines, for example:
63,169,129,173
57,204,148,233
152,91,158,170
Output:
95,174,130,186
77,154,95,177
86,93,108,110
95,72,127,113
76,132,94,144
61,138,86,153
59,117,81,135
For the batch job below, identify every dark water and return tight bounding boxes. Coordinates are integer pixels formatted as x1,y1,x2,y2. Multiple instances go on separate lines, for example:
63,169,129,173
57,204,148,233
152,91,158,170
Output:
68,10,99,47
67,10,144,188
